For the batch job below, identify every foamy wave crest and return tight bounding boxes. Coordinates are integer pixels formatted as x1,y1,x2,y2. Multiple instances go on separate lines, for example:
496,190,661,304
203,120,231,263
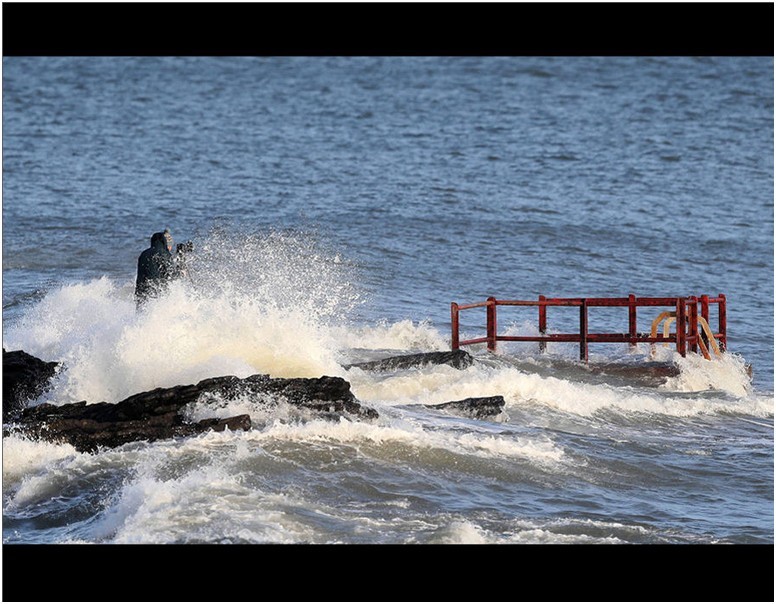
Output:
2,434,78,485
428,520,490,544
182,390,322,427
246,416,566,464
349,362,773,419
3,228,363,404
427,517,644,544
86,435,341,544
502,365,772,418
92,465,318,544
662,351,753,397
2,276,134,365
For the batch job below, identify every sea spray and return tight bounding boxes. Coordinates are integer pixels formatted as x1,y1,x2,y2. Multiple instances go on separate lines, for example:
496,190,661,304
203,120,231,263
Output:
3,228,365,405
662,350,754,397
186,225,363,323
333,319,450,354
2,434,78,485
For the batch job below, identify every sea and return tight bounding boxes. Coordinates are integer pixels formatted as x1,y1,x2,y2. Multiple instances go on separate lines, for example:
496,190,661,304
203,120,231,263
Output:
1,56,773,599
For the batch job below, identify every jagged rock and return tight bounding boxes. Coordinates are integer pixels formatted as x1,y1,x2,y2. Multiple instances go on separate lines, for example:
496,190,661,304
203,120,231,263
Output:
3,349,60,422
425,396,506,419
14,406,253,454
344,349,474,372
5,362,378,453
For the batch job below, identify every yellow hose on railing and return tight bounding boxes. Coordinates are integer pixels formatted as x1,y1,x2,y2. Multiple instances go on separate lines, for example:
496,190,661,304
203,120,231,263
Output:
650,311,676,358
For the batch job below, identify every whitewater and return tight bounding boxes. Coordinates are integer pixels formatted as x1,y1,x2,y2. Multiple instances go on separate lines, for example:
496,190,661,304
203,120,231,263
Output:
3,228,771,547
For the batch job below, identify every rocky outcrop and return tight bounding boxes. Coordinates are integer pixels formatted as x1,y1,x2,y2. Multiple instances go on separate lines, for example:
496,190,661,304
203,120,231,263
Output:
344,349,474,372
425,396,506,419
6,373,378,454
3,348,507,454
13,402,252,454
3,349,60,422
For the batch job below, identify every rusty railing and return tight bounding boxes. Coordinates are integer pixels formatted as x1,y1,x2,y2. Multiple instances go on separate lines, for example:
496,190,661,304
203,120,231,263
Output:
450,294,727,362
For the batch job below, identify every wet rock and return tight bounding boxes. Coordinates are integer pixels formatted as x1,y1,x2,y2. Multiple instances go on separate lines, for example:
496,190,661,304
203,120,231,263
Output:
426,395,506,419
2,349,60,422
591,361,681,380
345,349,474,372
15,407,253,454
5,356,378,453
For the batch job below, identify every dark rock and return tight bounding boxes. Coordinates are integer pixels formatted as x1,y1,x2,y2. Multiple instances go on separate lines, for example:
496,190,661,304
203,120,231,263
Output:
5,353,378,453
344,349,474,372
15,410,253,454
3,349,60,422
590,361,681,380
426,396,506,419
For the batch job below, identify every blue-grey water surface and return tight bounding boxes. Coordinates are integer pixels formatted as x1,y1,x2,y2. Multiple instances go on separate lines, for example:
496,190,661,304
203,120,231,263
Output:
2,57,773,550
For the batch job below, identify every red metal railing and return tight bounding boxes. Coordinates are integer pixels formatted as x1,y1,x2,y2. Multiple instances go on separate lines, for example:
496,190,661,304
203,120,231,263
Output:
450,294,727,362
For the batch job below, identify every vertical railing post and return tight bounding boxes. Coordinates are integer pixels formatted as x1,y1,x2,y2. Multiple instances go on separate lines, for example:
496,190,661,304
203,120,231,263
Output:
718,293,727,352
538,295,547,353
676,298,687,357
628,293,637,350
688,296,698,354
700,295,710,324
451,302,460,351
487,297,497,352
579,299,588,362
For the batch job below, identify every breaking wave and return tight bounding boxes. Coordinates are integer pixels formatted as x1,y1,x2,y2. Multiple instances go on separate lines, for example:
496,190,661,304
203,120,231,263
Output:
2,228,365,404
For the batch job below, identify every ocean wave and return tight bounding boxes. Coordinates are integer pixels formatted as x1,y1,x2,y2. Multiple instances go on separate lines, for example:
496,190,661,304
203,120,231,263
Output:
2,434,79,486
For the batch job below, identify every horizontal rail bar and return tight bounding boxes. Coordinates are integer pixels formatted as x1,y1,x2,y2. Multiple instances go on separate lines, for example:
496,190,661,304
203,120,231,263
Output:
458,337,490,346
458,334,723,348
461,333,684,345
456,297,721,308
496,299,584,307
455,301,493,311
458,333,723,346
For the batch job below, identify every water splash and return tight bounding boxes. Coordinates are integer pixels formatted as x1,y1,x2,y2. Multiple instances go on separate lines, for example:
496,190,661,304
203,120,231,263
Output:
186,225,363,323
662,350,754,398
3,228,365,404
2,434,78,486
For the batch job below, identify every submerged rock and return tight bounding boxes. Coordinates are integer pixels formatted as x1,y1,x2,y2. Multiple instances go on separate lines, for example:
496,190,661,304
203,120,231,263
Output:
5,353,378,453
344,349,474,372
590,361,681,380
425,396,506,419
2,349,60,422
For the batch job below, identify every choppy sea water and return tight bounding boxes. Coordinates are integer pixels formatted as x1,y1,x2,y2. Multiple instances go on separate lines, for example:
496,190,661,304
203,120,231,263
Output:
2,56,773,596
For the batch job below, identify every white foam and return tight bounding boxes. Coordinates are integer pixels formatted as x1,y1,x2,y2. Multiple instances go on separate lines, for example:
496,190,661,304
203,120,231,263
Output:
3,229,364,405
425,517,641,544
428,520,489,544
662,351,754,398
92,459,320,544
236,415,566,465
350,360,773,419
182,391,309,427
333,319,449,352
2,434,78,485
